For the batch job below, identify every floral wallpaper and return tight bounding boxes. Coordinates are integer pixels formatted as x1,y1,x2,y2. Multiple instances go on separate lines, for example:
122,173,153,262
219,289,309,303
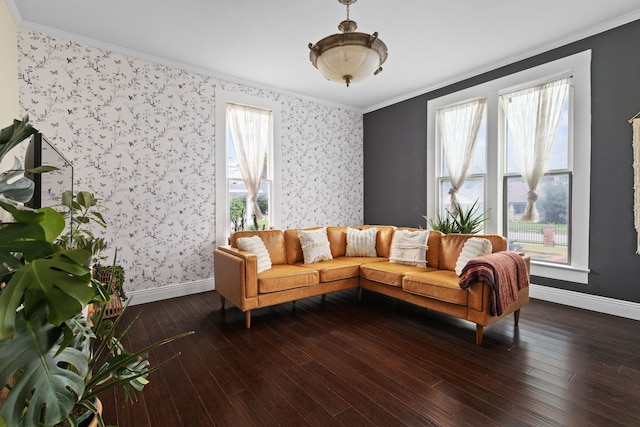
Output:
17,30,363,295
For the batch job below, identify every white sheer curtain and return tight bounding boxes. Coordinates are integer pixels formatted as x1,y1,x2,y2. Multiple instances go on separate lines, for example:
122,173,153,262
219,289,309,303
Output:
226,103,272,222
437,98,486,213
500,78,570,222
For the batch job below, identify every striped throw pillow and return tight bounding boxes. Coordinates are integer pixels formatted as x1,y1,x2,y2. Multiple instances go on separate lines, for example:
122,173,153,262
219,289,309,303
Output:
345,227,378,257
237,235,272,273
454,237,493,276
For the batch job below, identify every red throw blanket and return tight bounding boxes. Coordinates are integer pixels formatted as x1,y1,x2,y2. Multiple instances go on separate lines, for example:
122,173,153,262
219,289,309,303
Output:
458,251,529,317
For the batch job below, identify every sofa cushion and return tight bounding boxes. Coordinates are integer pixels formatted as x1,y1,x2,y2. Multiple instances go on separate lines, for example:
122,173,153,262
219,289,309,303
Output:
403,270,468,305
360,262,437,287
326,226,349,257
439,234,507,271
236,235,272,273
426,230,443,269
454,237,493,276
389,229,429,267
231,230,287,265
345,227,378,257
299,227,333,263
296,258,361,282
340,256,387,265
257,264,320,294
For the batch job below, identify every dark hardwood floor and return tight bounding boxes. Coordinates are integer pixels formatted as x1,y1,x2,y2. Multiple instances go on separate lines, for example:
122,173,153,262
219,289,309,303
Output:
100,289,640,427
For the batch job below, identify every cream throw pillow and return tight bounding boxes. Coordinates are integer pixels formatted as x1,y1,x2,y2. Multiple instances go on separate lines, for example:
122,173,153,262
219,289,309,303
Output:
236,235,272,273
454,237,493,276
345,227,378,257
389,230,429,267
299,227,333,264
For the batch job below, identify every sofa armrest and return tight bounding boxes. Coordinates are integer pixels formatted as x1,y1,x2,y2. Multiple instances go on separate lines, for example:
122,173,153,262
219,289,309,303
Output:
214,246,259,311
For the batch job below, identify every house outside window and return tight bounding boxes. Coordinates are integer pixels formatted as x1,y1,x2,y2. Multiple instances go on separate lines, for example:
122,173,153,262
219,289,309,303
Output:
427,51,591,284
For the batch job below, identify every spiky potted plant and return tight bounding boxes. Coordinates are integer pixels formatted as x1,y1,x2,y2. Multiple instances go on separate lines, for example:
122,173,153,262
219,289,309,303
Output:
424,199,490,234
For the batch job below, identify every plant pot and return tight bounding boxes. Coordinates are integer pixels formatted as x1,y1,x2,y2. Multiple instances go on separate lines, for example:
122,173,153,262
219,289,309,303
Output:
54,398,102,427
86,398,102,427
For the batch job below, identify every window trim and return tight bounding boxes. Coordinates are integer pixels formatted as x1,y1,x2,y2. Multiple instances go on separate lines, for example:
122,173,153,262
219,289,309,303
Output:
215,89,282,247
427,50,591,284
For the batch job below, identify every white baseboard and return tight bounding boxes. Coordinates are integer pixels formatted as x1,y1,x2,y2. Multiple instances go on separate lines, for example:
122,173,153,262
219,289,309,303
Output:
530,283,640,321
127,278,214,306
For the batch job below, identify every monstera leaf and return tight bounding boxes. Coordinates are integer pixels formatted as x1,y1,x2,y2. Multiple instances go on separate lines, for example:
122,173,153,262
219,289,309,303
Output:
0,204,66,280
0,308,88,427
0,247,92,338
0,116,37,164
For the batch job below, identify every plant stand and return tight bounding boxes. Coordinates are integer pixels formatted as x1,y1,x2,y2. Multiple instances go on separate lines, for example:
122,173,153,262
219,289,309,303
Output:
104,290,124,318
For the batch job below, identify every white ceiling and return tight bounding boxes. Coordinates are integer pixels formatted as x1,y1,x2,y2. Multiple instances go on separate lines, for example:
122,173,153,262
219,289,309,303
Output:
8,0,640,112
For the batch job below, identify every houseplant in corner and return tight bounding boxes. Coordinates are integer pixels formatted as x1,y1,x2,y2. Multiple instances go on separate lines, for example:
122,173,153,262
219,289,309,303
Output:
57,190,108,264
57,189,128,317
0,117,193,427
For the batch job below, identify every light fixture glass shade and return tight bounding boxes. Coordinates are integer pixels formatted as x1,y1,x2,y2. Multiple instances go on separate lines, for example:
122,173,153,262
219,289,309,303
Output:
316,43,381,85
309,32,388,87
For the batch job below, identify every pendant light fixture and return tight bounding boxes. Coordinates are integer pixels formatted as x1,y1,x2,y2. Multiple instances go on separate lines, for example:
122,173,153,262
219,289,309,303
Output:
308,0,388,87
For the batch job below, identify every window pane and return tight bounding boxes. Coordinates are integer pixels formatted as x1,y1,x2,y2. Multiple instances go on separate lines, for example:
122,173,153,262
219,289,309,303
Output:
439,176,485,214
506,92,569,173
442,106,487,176
226,128,270,180
229,179,271,232
226,128,242,180
505,173,570,263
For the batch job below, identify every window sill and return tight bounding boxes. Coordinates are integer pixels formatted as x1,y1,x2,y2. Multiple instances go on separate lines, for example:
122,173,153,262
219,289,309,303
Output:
530,260,589,284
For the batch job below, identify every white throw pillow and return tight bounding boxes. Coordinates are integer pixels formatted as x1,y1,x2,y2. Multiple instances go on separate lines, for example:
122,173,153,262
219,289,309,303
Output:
236,235,272,273
389,230,429,267
455,237,493,276
345,227,378,257
299,227,333,264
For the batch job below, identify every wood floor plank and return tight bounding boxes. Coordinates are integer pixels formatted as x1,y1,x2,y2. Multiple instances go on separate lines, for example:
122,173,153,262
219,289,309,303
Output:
102,291,640,427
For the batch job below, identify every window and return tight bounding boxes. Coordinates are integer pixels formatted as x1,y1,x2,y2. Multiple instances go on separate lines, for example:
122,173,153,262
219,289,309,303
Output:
435,99,487,230
501,78,571,264
427,51,591,283
226,103,273,233
215,90,281,246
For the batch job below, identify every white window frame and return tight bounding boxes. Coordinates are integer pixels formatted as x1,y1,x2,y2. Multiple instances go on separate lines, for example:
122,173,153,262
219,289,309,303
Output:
427,50,591,284
215,89,282,247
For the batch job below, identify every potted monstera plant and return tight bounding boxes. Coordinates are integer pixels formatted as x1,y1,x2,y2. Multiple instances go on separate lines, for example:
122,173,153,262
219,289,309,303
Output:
0,117,192,427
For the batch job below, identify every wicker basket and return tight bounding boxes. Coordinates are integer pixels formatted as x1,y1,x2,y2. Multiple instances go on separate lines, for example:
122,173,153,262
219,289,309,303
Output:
93,267,124,318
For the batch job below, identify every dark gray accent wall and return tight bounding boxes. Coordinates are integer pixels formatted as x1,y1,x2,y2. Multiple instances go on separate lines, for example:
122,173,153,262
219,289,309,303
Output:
363,19,640,303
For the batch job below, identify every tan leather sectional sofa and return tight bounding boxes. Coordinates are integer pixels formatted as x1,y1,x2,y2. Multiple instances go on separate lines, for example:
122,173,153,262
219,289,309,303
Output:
213,226,530,345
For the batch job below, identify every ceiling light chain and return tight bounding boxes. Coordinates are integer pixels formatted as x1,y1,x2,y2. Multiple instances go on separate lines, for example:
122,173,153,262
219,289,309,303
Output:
308,0,388,87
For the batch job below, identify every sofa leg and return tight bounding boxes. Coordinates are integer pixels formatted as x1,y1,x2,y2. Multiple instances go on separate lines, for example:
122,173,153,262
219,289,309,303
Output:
357,287,362,301
514,309,521,325
245,311,251,329
321,294,326,306
220,295,225,309
475,324,484,346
